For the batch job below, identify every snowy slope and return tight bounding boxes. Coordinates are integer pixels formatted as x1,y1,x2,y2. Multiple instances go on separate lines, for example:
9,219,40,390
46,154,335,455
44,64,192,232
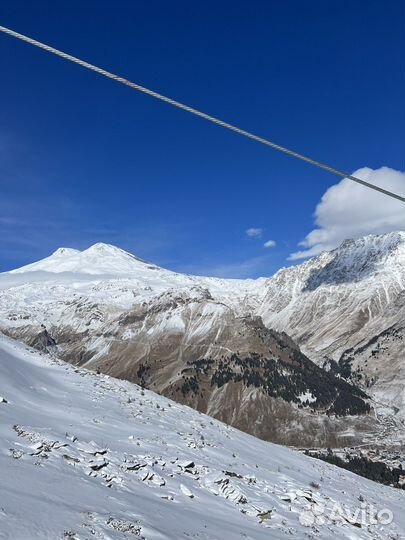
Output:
0,335,404,540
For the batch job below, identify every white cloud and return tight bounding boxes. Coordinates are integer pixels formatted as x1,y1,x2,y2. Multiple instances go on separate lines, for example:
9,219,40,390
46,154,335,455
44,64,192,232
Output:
246,227,263,238
289,166,405,260
263,240,276,248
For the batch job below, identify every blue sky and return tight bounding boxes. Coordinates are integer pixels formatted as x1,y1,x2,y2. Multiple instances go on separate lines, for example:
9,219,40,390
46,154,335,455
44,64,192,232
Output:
0,0,404,277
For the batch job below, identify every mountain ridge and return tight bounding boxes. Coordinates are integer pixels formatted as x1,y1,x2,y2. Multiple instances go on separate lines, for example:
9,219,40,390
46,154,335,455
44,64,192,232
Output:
7,231,405,279
1,231,404,448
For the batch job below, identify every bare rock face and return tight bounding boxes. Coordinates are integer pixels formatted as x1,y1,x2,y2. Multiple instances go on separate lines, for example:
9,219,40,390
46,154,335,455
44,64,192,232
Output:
81,303,375,447
0,233,404,448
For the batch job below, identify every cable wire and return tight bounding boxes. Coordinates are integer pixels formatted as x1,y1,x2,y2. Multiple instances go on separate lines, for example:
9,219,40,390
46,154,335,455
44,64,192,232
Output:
0,24,404,203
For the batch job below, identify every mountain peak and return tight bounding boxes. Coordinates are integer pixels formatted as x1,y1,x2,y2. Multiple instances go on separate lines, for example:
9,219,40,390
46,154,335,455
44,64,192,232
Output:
301,231,405,291
85,242,126,253
52,247,81,257
10,243,160,276
336,230,405,253
83,242,146,262
85,242,118,251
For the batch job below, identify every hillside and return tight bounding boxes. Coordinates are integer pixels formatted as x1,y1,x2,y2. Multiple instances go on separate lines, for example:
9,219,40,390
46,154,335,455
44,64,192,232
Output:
0,335,404,539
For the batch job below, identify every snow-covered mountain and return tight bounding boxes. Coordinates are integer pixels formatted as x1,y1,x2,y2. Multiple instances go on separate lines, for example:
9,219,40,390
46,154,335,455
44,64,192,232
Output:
10,243,164,276
0,232,404,448
0,335,404,540
259,232,405,418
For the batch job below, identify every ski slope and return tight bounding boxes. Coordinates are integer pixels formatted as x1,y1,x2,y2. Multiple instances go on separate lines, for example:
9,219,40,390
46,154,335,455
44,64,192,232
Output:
0,335,404,539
